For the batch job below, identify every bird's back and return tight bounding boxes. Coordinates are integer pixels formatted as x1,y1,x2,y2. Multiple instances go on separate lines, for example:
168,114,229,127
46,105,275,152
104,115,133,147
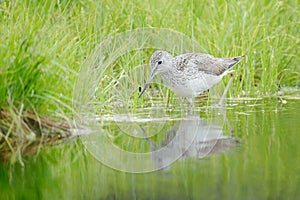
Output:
174,53,243,76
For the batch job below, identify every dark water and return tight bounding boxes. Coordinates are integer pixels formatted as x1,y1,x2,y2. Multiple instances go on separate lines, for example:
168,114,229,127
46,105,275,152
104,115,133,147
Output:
1,98,300,199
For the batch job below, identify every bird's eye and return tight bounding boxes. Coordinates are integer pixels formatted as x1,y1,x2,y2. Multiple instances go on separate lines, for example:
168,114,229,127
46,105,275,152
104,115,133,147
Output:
158,60,163,65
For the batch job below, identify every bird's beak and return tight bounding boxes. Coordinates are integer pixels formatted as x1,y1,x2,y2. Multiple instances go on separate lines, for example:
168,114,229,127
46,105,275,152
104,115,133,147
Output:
138,63,159,98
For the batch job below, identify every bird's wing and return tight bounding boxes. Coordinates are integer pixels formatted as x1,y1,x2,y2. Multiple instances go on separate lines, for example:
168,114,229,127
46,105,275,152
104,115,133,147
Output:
175,53,242,76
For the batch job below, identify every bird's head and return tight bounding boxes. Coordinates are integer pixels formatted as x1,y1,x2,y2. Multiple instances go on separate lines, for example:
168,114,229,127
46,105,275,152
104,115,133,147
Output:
139,50,173,98
149,50,173,74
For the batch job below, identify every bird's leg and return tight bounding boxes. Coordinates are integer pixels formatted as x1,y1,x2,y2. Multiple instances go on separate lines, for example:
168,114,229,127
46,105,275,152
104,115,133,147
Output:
217,104,234,136
187,97,194,114
139,125,158,150
218,71,235,106
187,97,193,106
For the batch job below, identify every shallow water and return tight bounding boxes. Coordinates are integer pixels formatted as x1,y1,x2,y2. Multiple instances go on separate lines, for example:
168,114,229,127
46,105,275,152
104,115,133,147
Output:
1,97,300,199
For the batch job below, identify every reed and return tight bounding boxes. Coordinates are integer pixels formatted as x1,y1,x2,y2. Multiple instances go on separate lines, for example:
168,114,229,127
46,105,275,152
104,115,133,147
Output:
0,0,299,162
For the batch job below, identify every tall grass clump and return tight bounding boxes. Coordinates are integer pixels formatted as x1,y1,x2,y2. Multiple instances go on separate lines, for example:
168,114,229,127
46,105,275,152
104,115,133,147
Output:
0,0,101,163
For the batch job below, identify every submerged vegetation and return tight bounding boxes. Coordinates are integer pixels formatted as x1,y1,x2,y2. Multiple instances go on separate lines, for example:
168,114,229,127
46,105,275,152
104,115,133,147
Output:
0,0,299,162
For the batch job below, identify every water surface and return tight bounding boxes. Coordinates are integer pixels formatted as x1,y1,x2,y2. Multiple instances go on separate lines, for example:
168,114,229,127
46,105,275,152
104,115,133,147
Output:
1,97,300,199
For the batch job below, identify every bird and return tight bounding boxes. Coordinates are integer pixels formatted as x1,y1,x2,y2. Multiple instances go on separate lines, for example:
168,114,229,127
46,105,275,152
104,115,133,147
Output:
138,50,244,105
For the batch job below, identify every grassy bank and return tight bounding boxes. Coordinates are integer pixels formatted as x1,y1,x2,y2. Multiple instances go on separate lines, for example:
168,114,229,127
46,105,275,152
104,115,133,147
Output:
0,0,299,162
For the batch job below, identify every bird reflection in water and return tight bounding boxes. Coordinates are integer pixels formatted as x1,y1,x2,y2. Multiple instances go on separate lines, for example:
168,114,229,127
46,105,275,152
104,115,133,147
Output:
140,112,240,170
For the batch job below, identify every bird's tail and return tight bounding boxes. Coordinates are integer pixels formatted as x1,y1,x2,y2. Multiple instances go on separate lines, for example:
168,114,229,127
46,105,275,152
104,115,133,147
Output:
228,55,245,69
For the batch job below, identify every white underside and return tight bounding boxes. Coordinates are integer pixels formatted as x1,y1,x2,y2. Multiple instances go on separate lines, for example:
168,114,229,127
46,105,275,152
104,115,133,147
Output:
169,74,223,98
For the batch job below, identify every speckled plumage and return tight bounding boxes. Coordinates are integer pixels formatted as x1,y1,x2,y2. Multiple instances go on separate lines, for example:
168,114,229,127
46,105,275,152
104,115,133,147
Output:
139,50,243,104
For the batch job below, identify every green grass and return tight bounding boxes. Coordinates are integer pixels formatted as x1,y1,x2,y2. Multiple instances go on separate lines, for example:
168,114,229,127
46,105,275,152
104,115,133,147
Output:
0,0,299,161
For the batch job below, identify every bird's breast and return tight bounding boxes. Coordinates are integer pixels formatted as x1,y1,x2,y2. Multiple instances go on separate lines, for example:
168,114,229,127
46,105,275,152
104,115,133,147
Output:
160,71,223,98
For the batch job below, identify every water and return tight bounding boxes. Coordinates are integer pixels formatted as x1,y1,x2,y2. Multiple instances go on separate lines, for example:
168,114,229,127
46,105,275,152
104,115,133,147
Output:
1,97,300,199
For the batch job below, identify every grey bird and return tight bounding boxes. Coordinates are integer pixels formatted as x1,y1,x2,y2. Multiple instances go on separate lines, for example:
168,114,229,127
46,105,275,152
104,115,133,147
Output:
139,50,244,105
